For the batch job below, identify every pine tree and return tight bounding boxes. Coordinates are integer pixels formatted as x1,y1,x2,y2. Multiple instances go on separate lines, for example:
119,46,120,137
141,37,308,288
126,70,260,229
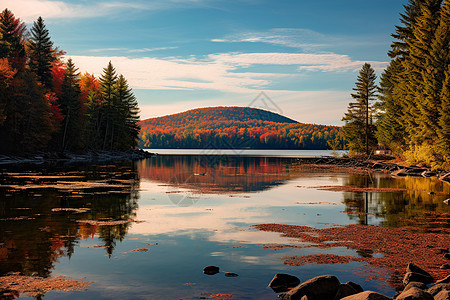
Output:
99,61,118,150
389,0,422,59
58,58,83,151
0,9,26,70
376,60,406,154
342,63,378,155
114,75,140,150
438,66,450,163
28,17,55,89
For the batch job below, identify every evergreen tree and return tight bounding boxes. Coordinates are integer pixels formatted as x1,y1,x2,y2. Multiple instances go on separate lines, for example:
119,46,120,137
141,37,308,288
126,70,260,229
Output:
0,9,26,70
58,58,83,151
342,63,378,155
438,66,450,164
114,75,140,150
28,17,55,89
376,60,406,154
99,61,118,150
389,0,422,59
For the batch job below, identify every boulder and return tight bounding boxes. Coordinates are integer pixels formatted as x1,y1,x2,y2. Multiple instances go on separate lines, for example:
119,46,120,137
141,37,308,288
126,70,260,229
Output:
435,290,450,300
334,283,358,299
405,263,433,280
395,287,433,300
280,275,340,300
403,272,433,286
427,283,450,296
403,281,427,292
436,276,450,285
269,273,301,293
345,282,364,293
340,291,391,300
203,265,219,275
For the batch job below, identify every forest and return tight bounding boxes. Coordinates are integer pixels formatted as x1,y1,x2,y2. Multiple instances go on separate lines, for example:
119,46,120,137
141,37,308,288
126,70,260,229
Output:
343,0,450,169
139,107,344,149
0,9,140,154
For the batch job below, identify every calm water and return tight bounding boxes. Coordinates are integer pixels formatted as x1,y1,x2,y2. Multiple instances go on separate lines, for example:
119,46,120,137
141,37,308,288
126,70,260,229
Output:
1,153,449,299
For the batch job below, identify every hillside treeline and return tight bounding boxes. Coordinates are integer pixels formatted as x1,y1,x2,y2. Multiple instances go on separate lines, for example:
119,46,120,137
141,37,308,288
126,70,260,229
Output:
139,107,344,149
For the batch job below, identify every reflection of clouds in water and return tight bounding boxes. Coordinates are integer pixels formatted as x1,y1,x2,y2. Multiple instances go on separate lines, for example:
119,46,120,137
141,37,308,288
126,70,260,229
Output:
129,179,346,245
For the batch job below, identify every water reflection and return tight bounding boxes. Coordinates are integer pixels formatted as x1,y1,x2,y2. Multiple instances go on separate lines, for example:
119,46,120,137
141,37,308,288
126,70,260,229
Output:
1,157,450,299
0,163,140,298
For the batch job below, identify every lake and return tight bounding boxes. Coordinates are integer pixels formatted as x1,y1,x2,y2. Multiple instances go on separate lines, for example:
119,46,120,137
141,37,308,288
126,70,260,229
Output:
1,151,449,299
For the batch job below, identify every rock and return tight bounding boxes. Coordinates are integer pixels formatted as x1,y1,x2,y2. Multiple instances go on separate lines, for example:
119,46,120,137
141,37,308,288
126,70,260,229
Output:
345,282,364,293
403,281,427,292
427,283,450,296
340,291,391,300
280,275,340,300
435,290,450,300
224,272,238,277
403,272,433,286
440,264,450,270
268,273,301,293
203,265,219,275
334,283,358,299
406,263,433,280
395,287,433,300
436,276,450,285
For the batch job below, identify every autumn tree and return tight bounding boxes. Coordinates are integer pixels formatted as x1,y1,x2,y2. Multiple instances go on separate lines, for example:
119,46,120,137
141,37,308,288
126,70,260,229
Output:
342,63,378,155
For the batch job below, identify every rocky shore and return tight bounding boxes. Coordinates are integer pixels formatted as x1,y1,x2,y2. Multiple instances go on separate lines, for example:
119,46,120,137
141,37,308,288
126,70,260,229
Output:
0,149,155,165
270,263,450,299
303,156,450,185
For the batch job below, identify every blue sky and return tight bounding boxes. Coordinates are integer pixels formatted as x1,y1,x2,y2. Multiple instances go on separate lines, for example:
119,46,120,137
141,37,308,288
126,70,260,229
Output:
4,0,406,125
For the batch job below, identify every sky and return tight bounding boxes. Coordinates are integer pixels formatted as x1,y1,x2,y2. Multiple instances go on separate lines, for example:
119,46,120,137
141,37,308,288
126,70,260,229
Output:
3,0,407,125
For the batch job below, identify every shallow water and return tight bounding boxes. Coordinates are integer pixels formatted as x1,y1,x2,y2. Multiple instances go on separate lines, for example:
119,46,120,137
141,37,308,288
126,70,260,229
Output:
0,155,449,299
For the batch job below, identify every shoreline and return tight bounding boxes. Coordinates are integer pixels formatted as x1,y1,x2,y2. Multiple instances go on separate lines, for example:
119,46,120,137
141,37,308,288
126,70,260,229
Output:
0,149,155,166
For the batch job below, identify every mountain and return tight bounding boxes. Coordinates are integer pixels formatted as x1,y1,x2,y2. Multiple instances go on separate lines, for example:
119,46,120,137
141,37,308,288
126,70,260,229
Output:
138,106,343,149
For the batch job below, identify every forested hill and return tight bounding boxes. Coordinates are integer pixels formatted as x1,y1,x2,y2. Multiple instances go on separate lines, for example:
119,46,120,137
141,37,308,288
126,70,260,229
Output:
138,106,344,149
142,106,297,126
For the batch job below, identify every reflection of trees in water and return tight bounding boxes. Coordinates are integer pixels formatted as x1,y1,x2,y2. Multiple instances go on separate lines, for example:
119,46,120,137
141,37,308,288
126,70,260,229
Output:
342,173,450,228
0,163,140,279
137,156,302,193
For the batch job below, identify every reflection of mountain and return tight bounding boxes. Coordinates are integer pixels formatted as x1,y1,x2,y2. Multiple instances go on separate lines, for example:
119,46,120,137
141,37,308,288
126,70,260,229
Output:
137,156,304,193
0,163,140,295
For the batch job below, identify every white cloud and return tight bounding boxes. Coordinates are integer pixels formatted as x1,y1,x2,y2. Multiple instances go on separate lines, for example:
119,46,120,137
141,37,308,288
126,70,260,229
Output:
212,28,387,52
212,28,330,51
1,0,216,22
89,47,179,54
69,52,386,94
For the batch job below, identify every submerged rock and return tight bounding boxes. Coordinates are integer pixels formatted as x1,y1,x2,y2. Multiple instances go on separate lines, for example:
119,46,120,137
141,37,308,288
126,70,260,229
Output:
203,266,219,275
268,273,300,293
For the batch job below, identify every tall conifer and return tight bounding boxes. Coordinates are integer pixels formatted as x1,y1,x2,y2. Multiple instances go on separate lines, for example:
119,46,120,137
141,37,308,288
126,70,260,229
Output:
28,17,55,89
